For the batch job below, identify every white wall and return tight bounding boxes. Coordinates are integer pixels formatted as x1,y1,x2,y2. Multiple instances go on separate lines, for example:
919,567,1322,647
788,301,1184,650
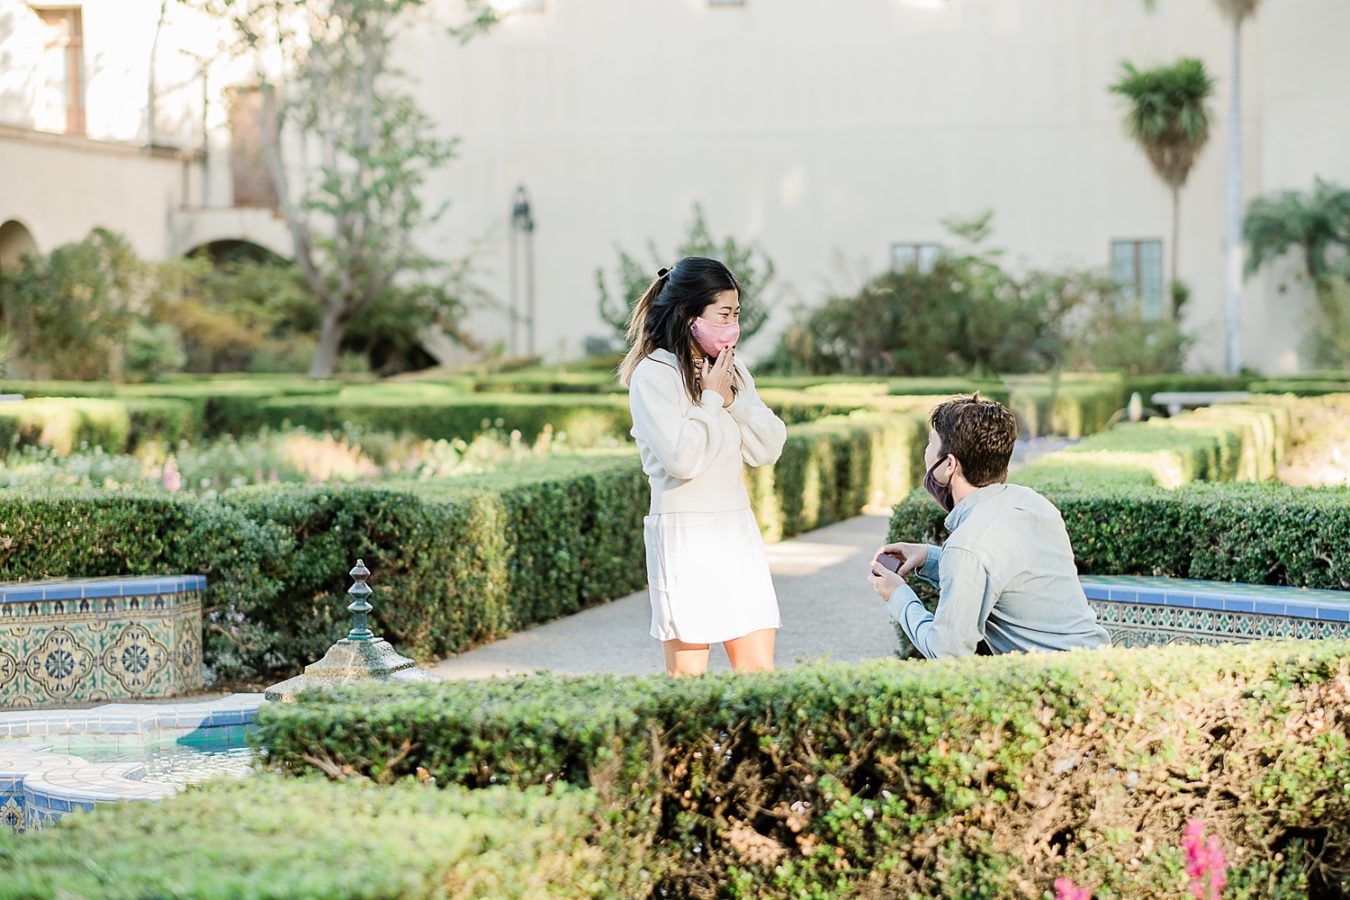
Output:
2,0,1347,372
401,0,1350,372
0,1,275,259
1248,0,1350,371
0,126,192,259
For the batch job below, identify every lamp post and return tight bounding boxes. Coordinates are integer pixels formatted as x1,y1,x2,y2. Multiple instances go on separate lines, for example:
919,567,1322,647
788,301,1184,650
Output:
509,185,537,357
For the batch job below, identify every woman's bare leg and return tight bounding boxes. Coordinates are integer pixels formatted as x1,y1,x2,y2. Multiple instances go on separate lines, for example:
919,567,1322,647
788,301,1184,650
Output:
724,628,776,672
664,639,711,677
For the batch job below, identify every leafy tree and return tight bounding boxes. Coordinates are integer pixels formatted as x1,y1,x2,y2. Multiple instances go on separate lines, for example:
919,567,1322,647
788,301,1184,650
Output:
757,214,1158,376
596,204,775,345
1244,178,1350,368
1244,178,1350,281
190,0,495,377
0,228,144,380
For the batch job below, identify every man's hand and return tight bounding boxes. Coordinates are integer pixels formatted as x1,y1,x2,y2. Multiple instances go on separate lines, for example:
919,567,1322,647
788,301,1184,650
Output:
868,562,903,602
873,542,928,578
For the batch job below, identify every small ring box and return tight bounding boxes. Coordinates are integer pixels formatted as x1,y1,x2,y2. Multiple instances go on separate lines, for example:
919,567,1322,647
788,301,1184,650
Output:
875,552,904,574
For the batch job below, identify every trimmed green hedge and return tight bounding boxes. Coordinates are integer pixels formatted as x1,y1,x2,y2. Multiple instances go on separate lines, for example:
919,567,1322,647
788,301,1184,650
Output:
786,374,1122,440
0,397,199,454
745,411,927,541
755,374,997,395
0,371,1156,448
1251,378,1350,396
221,453,651,670
1017,400,1293,489
1003,375,1127,439
889,481,1350,589
472,370,624,394
0,778,621,899
0,488,290,676
0,410,922,678
229,384,869,445
0,377,343,442
254,642,1350,896
122,396,202,446
0,379,119,398
221,389,635,445
1122,372,1255,399
1118,373,1349,400
0,454,649,678
120,379,342,435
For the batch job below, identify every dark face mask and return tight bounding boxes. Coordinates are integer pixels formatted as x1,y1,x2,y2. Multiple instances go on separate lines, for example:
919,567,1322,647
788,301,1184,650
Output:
924,456,955,513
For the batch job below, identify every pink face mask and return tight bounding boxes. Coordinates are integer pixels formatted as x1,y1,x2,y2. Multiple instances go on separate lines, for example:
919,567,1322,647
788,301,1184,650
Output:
691,318,740,357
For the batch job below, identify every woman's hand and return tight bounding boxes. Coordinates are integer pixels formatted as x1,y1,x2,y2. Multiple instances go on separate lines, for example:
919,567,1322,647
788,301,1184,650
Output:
700,348,736,408
872,542,928,578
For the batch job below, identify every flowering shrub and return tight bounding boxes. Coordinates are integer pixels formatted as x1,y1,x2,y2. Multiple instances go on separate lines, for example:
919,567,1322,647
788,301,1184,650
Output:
0,425,581,494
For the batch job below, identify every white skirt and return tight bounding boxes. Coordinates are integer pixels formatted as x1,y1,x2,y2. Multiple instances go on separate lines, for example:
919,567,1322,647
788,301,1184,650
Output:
644,508,781,643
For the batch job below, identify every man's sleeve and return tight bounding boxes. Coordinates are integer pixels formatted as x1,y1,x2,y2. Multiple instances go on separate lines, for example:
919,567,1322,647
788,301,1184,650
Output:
886,546,989,659
913,544,942,588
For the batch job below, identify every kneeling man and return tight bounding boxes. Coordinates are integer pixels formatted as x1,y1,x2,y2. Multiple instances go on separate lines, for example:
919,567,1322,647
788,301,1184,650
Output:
870,394,1110,659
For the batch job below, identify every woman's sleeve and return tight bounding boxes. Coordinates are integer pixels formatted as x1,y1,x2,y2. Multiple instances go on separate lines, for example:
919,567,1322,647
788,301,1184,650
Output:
629,367,727,480
726,363,787,467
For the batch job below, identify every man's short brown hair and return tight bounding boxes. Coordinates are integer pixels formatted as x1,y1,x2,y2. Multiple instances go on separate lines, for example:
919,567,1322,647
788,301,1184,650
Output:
930,393,1018,487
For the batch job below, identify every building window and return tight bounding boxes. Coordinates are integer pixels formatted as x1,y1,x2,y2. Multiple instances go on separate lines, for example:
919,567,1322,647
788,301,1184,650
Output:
891,242,941,275
31,5,85,135
1111,239,1164,319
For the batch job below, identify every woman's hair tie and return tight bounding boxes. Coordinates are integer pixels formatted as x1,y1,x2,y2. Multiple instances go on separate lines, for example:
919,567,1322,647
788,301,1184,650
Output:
657,266,672,279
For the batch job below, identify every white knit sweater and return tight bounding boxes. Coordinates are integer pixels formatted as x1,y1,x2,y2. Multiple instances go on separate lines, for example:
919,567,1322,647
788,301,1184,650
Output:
627,348,787,515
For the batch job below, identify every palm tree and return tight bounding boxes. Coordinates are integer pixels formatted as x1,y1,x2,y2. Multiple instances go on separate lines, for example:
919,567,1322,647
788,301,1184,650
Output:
1244,179,1350,368
1244,178,1350,282
1110,58,1215,321
1215,0,1262,373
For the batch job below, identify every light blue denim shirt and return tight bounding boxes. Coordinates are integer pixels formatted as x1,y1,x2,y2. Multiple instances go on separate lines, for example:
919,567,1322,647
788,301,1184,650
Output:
887,483,1110,659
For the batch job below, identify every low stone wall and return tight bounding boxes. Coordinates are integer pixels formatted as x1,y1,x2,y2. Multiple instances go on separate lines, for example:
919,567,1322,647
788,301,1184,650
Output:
0,576,204,710
1082,575,1350,647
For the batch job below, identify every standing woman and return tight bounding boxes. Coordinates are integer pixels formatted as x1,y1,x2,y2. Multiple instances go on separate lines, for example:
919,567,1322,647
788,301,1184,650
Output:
619,256,787,676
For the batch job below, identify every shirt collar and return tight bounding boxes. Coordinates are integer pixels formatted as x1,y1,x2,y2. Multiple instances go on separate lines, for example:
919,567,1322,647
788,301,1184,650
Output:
944,482,1010,531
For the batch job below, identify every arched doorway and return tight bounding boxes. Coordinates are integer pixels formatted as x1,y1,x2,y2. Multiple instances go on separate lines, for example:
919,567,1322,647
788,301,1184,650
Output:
0,220,38,271
184,238,289,266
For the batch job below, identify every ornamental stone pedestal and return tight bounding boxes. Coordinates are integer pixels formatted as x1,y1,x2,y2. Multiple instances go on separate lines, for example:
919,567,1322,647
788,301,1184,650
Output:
264,559,441,702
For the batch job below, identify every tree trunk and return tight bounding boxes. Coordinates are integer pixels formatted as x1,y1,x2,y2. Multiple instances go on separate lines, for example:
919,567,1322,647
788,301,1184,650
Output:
1170,186,1181,321
308,306,345,379
108,342,124,385
1224,15,1244,374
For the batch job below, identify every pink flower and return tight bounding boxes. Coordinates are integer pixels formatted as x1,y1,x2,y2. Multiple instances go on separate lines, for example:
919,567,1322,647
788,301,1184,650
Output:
1182,820,1228,899
1054,877,1091,900
161,457,182,493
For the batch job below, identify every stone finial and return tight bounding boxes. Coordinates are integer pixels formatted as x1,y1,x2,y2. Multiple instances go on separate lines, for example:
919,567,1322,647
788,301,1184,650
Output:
346,559,374,641
263,557,442,702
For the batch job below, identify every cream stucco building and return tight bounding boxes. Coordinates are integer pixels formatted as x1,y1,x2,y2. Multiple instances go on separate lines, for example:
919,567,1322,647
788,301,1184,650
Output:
3,0,1348,372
